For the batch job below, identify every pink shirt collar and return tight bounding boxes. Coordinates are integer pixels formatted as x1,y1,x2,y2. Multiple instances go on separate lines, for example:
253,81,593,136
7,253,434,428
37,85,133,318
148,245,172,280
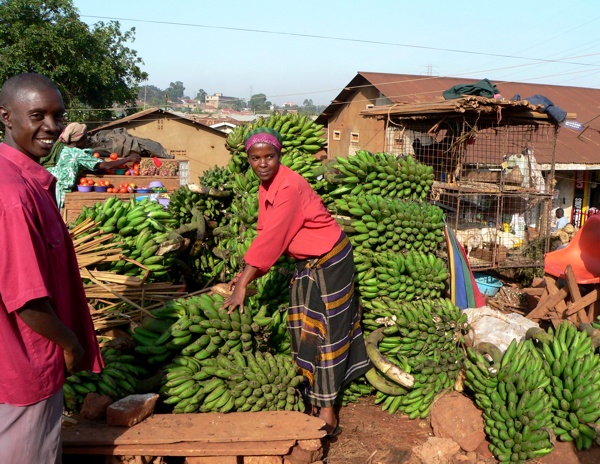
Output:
0,143,56,190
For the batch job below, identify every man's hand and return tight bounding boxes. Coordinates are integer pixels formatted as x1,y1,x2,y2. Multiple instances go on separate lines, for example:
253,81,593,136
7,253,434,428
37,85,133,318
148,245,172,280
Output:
64,343,85,374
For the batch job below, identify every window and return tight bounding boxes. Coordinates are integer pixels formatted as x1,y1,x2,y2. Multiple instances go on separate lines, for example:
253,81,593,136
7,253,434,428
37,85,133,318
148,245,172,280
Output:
177,160,189,185
350,132,359,144
157,119,164,130
333,130,341,141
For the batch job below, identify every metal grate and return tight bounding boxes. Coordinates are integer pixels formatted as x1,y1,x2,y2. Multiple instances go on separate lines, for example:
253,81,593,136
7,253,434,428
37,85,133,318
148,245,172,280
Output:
385,115,558,270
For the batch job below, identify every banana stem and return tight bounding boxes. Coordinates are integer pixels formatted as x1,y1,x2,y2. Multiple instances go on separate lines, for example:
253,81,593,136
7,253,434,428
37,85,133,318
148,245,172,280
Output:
475,341,504,366
365,368,409,395
365,328,414,388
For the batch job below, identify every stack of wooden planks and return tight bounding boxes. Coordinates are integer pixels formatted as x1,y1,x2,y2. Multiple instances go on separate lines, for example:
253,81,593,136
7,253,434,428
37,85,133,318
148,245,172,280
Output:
525,265,600,326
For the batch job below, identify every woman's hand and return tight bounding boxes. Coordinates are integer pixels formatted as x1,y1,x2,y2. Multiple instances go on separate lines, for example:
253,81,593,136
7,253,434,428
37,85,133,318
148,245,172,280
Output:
222,280,247,314
221,266,259,314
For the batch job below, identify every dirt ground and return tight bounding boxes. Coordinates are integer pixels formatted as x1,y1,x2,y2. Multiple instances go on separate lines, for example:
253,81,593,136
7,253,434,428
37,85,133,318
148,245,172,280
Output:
325,397,432,464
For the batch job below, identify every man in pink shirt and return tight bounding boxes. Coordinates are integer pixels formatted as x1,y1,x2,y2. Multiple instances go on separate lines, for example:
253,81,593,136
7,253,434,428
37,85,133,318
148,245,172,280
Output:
0,73,102,463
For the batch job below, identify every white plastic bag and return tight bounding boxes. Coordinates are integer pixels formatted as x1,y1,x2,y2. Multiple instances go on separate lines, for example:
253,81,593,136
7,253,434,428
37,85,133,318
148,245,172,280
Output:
463,306,539,353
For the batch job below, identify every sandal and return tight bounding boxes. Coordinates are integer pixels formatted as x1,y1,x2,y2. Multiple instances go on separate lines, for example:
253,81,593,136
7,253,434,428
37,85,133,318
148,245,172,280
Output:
320,423,342,439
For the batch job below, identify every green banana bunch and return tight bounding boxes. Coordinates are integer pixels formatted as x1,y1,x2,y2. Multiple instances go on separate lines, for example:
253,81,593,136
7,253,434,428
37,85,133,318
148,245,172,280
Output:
70,196,181,281
133,293,260,365
335,194,445,255
63,347,149,412
167,184,230,227
199,165,234,191
362,298,467,419
337,376,373,406
355,249,447,301
226,113,326,174
280,148,328,195
464,339,555,462
159,351,305,414
536,321,600,451
326,151,434,202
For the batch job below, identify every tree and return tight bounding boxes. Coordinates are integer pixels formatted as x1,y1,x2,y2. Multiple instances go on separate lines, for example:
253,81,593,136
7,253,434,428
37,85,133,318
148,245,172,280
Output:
303,99,313,107
249,93,272,113
231,98,246,111
195,89,207,102
0,0,148,125
138,85,165,107
164,81,185,103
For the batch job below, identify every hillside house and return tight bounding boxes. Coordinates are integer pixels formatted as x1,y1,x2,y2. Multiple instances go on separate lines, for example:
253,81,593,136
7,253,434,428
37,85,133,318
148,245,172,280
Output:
89,108,229,184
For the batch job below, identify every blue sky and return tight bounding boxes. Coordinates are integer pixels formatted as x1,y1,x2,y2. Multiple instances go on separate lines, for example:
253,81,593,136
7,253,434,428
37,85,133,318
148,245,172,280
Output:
74,0,600,105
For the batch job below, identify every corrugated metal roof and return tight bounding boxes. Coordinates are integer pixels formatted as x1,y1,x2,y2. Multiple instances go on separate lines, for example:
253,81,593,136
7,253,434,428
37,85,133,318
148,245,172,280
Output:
89,107,227,138
317,72,600,167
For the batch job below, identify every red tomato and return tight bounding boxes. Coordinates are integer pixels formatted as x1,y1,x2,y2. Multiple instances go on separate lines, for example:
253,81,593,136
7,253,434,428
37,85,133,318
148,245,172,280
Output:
109,153,118,160
93,152,101,158
119,187,127,194
79,178,87,185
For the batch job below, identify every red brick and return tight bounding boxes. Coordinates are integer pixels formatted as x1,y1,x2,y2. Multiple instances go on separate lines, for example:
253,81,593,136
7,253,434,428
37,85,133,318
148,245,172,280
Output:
106,393,158,427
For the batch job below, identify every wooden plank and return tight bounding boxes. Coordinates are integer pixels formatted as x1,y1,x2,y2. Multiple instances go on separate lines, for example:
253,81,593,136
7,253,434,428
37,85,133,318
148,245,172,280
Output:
564,265,582,301
62,412,326,446
565,289,599,317
63,439,295,456
533,288,568,321
521,288,545,296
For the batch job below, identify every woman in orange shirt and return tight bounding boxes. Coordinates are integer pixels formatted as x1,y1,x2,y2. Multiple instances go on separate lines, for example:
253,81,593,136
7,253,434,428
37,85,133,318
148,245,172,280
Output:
222,127,370,437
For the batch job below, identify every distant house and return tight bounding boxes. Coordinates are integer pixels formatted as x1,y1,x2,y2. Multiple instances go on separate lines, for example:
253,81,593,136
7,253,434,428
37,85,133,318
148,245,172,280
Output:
89,108,229,184
205,93,239,109
317,72,600,227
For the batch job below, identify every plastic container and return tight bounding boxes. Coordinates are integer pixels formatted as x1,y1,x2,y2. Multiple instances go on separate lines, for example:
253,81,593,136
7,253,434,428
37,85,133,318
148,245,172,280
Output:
114,168,127,175
474,272,503,297
94,186,108,192
136,188,152,194
149,181,164,188
158,198,170,207
77,185,93,192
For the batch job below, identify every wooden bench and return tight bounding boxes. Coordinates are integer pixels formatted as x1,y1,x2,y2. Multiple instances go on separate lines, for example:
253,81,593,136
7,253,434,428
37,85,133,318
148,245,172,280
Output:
62,412,326,464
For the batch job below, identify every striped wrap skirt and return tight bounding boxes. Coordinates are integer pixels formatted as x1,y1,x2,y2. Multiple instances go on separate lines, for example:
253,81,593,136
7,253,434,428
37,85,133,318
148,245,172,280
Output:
288,232,371,407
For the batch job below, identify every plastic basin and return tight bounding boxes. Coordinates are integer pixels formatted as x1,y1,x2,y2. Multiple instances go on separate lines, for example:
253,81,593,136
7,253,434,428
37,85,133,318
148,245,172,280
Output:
77,185,93,192
94,186,108,192
114,168,127,175
474,272,503,297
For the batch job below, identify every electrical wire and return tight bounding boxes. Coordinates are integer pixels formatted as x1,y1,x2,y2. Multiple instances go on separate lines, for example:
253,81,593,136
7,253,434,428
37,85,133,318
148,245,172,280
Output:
80,15,600,69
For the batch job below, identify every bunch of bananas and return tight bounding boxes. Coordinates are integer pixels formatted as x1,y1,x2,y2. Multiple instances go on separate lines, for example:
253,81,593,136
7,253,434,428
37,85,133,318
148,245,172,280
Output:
133,293,263,365
199,165,234,190
335,194,445,254
326,152,434,201
63,347,149,412
71,197,181,280
281,148,328,194
167,184,229,227
231,169,260,195
361,298,467,418
355,249,447,301
361,297,468,348
225,113,326,173
536,322,600,450
464,340,555,462
159,351,305,414
337,377,373,406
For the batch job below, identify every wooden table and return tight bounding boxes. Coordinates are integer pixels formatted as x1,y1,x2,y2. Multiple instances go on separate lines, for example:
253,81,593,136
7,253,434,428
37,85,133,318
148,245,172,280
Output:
62,412,326,463
62,175,180,224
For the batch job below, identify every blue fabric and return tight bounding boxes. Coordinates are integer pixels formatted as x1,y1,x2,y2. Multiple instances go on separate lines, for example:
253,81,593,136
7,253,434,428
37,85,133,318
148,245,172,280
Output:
511,94,567,123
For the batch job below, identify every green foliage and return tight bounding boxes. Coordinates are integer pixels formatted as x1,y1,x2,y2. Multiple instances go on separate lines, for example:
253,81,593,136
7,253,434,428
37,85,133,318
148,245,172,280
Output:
248,93,271,113
0,0,148,123
513,237,546,286
164,81,185,103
